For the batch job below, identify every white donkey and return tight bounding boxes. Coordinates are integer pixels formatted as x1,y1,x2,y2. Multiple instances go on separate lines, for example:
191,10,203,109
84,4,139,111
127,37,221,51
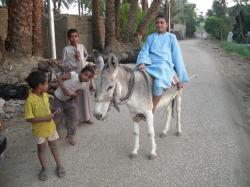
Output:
94,53,184,160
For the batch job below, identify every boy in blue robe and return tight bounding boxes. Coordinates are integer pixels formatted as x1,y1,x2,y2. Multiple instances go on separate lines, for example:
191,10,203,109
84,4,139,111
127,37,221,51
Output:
136,14,189,113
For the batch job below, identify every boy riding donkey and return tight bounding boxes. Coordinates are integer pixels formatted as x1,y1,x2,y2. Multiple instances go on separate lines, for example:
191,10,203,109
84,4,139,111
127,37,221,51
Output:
135,14,189,120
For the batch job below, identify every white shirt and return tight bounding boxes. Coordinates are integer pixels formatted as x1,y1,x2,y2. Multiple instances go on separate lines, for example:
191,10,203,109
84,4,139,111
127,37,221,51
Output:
62,44,88,74
55,71,86,101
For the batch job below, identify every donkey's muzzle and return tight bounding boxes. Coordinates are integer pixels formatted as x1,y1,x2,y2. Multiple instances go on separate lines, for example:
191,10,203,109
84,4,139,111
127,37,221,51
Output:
94,113,103,120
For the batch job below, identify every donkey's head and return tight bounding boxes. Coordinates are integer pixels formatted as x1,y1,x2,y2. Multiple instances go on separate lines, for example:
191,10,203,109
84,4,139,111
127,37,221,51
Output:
94,53,119,120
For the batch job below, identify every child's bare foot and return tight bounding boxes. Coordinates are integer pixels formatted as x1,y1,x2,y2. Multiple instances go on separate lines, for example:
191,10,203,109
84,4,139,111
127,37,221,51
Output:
56,166,65,178
66,136,76,145
86,120,94,125
39,169,48,181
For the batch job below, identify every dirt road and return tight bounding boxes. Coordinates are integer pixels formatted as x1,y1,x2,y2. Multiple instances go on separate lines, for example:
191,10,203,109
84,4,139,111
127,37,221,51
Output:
1,39,250,187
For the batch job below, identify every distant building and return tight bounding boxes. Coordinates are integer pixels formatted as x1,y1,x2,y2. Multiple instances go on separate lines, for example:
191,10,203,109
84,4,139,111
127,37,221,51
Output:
172,24,186,40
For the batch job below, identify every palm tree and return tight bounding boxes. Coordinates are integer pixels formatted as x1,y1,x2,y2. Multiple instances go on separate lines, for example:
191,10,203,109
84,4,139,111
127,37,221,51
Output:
115,0,121,39
5,0,33,56
136,0,160,37
141,0,148,12
32,0,43,56
126,0,139,41
92,0,104,50
105,0,117,48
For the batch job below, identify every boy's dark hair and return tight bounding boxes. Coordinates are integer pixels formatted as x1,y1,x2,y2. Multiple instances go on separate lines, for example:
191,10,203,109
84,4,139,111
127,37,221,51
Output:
80,65,95,75
25,71,47,90
155,14,168,22
67,28,78,38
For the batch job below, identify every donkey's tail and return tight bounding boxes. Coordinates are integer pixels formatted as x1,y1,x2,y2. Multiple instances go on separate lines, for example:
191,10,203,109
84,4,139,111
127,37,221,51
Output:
172,98,176,118
171,74,197,117
189,74,198,81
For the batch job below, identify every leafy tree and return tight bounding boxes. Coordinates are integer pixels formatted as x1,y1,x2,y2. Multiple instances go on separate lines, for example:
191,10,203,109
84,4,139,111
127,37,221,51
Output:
212,0,227,17
206,9,214,17
204,0,231,40
205,16,230,40
182,3,197,37
228,3,250,43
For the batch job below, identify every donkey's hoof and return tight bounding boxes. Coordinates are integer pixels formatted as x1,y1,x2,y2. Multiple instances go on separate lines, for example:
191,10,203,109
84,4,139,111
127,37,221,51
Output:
129,153,137,159
176,132,182,136
148,154,156,160
160,133,167,138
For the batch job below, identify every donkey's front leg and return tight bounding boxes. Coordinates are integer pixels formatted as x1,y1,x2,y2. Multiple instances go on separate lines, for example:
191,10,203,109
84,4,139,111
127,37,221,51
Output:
130,121,140,159
176,91,182,136
146,111,156,160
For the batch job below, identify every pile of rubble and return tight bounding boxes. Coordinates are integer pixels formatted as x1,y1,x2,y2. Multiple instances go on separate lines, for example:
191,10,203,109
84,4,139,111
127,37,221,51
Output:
0,98,25,120
0,56,52,84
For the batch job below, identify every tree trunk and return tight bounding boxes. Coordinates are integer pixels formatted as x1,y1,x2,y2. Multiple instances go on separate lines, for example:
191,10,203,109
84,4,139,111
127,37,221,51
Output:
92,0,104,50
126,0,138,41
32,0,43,56
239,11,246,41
105,0,117,48
136,0,160,37
115,0,121,40
141,0,148,12
5,0,33,56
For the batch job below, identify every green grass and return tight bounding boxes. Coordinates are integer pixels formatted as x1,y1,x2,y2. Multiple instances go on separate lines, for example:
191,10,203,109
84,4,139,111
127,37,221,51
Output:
220,41,250,58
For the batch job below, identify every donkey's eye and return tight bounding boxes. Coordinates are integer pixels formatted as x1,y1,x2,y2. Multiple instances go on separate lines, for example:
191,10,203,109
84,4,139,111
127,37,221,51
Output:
107,85,114,91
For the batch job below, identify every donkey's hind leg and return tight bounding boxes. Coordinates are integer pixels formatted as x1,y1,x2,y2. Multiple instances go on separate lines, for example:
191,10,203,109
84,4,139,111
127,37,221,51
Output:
160,104,172,138
130,121,140,159
176,91,182,136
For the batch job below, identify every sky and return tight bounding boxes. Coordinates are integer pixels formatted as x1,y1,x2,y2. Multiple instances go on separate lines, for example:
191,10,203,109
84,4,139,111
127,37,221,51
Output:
61,0,237,16
188,0,214,14
188,0,235,15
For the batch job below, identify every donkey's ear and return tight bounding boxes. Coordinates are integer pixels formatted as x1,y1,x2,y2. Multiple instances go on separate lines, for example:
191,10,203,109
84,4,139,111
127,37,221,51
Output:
107,53,119,72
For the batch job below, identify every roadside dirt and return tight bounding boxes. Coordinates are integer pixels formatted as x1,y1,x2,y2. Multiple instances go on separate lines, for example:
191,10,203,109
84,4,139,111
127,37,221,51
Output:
198,39,250,130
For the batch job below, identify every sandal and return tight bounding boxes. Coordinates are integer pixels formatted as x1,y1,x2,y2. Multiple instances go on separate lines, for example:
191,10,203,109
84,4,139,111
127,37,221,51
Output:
39,169,48,181
56,166,65,178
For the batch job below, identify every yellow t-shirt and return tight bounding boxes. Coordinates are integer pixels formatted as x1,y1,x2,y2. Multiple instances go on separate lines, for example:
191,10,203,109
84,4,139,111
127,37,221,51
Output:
24,92,56,137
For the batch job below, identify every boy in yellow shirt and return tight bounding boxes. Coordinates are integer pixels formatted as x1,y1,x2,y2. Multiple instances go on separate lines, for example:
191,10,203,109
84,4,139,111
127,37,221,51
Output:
24,71,65,181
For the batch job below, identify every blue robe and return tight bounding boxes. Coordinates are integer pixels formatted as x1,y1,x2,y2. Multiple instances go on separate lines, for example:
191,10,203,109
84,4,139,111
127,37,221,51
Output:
136,32,189,89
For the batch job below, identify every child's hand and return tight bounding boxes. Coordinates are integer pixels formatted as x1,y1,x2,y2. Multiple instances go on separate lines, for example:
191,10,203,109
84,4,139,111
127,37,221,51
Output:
75,51,80,62
63,88,70,96
71,90,80,97
177,82,184,90
138,64,145,71
47,114,54,121
53,108,62,116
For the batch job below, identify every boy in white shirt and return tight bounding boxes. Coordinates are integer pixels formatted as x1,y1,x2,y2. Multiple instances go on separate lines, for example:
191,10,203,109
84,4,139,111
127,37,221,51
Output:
52,65,95,145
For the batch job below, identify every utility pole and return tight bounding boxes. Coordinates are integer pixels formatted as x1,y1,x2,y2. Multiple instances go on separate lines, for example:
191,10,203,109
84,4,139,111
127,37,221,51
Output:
78,0,81,16
165,0,171,32
168,0,171,32
48,0,57,59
